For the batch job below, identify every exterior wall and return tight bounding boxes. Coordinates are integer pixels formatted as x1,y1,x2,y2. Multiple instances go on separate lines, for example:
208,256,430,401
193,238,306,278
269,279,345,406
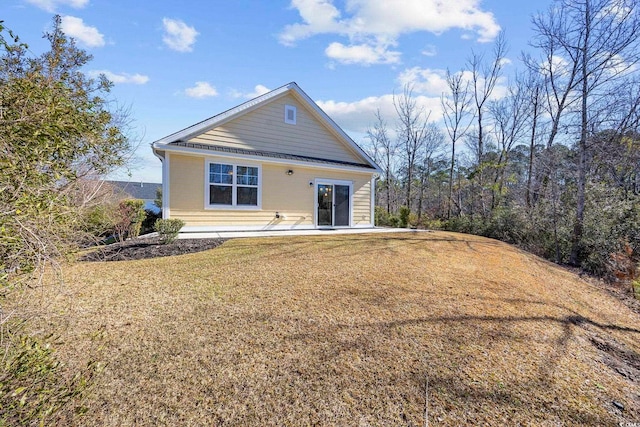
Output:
189,94,363,165
167,153,373,229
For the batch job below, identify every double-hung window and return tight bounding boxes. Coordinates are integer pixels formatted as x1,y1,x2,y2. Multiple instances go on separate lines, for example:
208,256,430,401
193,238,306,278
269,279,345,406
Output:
207,161,260,208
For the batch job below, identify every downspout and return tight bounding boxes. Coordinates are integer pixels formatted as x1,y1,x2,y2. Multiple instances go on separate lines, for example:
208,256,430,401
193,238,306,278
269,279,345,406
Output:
371,173,379,227
152,144,170,219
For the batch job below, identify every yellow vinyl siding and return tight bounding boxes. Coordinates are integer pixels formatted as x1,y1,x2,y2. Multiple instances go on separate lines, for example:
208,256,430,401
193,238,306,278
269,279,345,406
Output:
169,153,204,211
168,155,372,228
352,179,371,225
189,94,363,164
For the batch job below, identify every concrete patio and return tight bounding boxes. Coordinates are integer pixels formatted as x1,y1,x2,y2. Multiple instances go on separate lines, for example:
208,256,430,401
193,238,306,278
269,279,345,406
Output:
177,227,424,239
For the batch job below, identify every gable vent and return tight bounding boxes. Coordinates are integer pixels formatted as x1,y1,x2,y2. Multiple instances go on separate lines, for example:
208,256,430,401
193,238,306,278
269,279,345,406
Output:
285,104,296,124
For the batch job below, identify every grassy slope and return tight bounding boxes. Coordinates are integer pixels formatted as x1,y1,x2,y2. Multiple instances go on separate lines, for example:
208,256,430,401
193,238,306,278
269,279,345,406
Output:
30,231,640,425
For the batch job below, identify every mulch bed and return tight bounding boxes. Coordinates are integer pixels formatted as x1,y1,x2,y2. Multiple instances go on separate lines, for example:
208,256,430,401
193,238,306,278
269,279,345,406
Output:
80,237,225,262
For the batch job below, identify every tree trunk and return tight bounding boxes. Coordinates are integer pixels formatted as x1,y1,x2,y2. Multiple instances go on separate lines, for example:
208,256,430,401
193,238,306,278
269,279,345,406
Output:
526,85,539,208
448,143,455,219
570,0,590,266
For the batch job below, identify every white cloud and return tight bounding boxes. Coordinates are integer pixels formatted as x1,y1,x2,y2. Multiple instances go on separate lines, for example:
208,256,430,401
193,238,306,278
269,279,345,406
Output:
246,84,271,98
317,92,442,135
599,0,633,21
230,84,272,99
604,53,638,76
325,42,400,65
397,67,450,96
280,0,344,46
162,18,198,52
185,82,218,98
60,15,104,48
398,66,508,101
317,95,396,133
280,0,501,64
26,0,88,12
88,70,149,85
421,45,437,57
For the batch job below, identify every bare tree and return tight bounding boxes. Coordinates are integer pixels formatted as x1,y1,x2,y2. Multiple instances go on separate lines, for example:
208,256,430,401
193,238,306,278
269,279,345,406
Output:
366,109,398,214
488,75,532,209
532,0,640,265
394,85,431,210
416,123,445,220
441,70,474,219
522,73,545,209
468,32,508,214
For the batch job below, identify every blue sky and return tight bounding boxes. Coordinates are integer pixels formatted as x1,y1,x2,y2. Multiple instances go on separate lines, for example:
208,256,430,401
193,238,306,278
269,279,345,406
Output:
4,0,552,183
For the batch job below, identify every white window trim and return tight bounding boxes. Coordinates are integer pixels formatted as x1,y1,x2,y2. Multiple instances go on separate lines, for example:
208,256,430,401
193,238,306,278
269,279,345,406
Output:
284,104,296,125
204,159,262,210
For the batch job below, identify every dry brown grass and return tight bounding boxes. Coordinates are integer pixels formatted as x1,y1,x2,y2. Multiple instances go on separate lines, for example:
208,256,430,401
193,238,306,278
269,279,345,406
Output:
22,231,640,425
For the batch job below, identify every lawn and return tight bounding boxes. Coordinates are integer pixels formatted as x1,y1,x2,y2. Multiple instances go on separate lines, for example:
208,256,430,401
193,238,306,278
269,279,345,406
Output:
23,231,640,425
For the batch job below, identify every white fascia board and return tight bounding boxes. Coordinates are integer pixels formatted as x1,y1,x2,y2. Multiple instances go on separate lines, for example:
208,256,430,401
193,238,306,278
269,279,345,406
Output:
158,143,377,175
152,85,292,146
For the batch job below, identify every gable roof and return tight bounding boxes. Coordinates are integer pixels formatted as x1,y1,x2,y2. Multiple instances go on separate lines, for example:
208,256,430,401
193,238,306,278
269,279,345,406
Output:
152,82,381,173
108,181,161,200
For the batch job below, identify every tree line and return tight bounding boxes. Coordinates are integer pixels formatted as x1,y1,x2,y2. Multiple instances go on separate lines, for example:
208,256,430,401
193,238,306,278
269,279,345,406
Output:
366,0,640,279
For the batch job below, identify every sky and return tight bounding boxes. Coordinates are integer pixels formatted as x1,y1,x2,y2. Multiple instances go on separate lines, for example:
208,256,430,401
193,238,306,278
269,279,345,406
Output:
3,0,553,183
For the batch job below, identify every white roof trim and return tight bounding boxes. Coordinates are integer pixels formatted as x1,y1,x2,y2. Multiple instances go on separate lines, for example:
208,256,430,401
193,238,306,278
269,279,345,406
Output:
152,82,382,174
158,143,377,174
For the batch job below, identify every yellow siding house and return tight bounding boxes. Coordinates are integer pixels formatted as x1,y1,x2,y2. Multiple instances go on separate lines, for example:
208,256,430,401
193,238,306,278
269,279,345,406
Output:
152,82,381,232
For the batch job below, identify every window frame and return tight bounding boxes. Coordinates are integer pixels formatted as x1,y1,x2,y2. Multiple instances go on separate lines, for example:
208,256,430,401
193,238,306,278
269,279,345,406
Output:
284,104,297,125
205,159,262,210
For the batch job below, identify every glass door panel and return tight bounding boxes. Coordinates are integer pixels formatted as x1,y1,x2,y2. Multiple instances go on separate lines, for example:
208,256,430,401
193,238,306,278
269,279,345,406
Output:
334,185,350,226
317,184,333,226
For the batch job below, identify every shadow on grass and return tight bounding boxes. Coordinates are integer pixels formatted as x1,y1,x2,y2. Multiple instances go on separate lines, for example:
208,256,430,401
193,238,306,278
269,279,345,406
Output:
270,305,640,424
225,233,506,262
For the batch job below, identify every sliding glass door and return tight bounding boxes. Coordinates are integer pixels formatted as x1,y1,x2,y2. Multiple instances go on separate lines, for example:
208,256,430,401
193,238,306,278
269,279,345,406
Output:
316,182,350,227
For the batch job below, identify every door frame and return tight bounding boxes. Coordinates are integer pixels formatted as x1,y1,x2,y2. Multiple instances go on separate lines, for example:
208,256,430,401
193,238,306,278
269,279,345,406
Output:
314,179,353,228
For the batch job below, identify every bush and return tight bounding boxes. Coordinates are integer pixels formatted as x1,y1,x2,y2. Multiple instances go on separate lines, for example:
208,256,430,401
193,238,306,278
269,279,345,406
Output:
113,199,146,242
398,206,410,228
580,184,640,276
408,212,419,228
483,206,528,244
421,218,445,230
154,218,185,244
375,207,400,227
442,215,483,234
140,209,161,236
83,203,119,240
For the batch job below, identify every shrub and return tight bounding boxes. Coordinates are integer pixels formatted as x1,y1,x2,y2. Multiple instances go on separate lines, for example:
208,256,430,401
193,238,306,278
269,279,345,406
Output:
442,215,481,234
154,218,185,244
398,206,410,228
484,206,528,244
140,209,161,236
113,199,146,242
83,204,117,239
422,218,445,230
408,212,419,228
375,207,400,227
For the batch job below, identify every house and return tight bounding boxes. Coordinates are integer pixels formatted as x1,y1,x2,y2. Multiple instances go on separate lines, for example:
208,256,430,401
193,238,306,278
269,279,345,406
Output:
151,82,381,232
108,180,162,213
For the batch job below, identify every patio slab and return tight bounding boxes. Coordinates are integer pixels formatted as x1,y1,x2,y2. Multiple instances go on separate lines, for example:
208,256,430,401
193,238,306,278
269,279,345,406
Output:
178,227,424,239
